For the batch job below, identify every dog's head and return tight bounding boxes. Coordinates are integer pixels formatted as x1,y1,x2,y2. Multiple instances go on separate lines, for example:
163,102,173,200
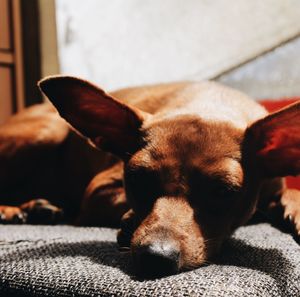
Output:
40,76,300,277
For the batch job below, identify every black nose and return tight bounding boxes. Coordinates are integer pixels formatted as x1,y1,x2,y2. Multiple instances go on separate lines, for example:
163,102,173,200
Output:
134,242,180,278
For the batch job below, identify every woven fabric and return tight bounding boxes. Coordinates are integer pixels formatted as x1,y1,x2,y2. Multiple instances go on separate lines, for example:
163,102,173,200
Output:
0,223,299,297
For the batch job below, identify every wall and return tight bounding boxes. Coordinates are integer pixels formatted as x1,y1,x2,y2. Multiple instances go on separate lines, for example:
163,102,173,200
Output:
56,0,300,93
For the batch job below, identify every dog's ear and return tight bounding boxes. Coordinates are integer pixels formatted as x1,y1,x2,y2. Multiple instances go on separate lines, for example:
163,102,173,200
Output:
244,101,300,177
39,76,149,158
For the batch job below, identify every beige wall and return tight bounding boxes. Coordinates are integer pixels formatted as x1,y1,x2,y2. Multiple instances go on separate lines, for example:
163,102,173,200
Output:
55,0,300,91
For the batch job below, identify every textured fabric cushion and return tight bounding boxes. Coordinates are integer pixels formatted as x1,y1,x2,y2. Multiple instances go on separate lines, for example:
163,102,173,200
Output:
0,224,299,297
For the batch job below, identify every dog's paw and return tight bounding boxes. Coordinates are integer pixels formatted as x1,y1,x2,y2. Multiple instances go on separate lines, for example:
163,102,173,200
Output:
0,206,27,224
281,189,300,237
20,199,64,225
117,209,137,251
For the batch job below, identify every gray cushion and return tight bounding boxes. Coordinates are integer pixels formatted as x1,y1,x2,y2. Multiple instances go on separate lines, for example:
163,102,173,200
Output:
0,223,299,297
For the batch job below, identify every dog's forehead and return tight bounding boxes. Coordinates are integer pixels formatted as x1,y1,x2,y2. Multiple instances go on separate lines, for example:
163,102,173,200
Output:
131,116,243,181
144,116,241,157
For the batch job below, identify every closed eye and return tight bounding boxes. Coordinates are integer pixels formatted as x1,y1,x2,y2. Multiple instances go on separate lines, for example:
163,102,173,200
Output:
124,166,162,210
211,183,240,201
188,172,240,213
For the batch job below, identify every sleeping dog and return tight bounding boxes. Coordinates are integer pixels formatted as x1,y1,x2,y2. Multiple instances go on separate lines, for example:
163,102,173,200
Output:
0,76,300,277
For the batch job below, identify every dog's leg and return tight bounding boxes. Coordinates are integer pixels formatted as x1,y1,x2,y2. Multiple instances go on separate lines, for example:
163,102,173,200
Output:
0,205,27,223
76,162,130,227
262,188,300,240
280,188,300,236
0,199,63,224
20,199,64,224
117,209,138,250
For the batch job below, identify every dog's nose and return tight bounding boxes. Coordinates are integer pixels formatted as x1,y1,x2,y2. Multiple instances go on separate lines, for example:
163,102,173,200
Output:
134,242,180,278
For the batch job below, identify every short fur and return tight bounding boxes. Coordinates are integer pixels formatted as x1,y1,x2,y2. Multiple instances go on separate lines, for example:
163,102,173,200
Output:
1,76,300,277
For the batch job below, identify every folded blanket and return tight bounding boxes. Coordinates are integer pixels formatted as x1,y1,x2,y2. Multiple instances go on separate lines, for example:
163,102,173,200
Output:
0,223,299,297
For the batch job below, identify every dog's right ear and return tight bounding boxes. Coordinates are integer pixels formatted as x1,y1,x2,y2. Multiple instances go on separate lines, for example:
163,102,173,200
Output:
39,76,149,159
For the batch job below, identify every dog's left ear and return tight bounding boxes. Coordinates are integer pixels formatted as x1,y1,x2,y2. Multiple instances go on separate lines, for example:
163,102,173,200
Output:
39,75,149,159
244,101,300,177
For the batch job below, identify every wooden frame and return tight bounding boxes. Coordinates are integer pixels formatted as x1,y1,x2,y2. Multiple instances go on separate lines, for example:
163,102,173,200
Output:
0,0,25,123
0,0,59,124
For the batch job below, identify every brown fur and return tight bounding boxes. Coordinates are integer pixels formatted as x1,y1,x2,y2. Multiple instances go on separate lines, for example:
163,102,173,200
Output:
1,76,300,277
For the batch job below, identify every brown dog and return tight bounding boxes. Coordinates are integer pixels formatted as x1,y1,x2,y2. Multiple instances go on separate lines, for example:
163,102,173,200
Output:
1,76,300,277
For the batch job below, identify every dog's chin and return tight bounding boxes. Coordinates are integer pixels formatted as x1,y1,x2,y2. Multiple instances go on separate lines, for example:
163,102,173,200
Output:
132,256,211,279
129,243,215,279
117,238,215,279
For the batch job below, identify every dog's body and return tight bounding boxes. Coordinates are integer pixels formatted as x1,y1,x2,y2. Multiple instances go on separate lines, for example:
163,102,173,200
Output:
1,77,300,277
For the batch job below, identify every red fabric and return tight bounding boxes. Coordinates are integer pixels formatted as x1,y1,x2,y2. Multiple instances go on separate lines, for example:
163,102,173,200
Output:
260,97,300,189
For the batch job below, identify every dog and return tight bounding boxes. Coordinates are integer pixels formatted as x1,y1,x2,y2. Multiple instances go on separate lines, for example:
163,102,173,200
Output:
0,75,300,277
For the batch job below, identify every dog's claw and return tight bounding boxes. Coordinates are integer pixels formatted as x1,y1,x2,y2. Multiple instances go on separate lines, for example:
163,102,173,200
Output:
287,214,294,224
0,212,6,223
119,246,130,253
0,208,27,224
12,212,27,224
